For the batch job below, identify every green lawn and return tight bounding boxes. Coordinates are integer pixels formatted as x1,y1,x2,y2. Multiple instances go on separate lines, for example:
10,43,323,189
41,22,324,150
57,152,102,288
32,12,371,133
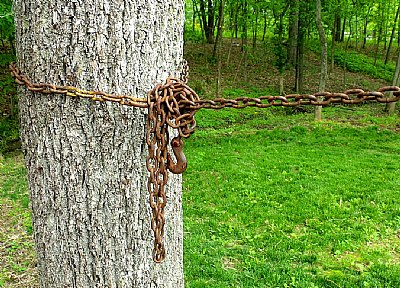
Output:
183,107,400,288
1,105,400,287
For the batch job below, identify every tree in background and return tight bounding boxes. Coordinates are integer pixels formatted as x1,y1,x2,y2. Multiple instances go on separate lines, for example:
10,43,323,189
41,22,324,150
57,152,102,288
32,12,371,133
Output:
0,0,14,52
315,0,328,120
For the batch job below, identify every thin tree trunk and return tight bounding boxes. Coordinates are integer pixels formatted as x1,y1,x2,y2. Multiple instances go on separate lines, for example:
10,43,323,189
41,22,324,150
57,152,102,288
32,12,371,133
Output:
331,17,336,72
207,0,215,43
389,51,400,114
234,1,239,38
193,0,199,32
315,0,328,121
199,0,208,41
362,8,371,49
242,0,248,82
344,17,353,86
375,2,383,65
215,0,225,96
262,10,267,42
383,0,389,51
14,0,185,287
295,3,306,93
288,0,299,67
385,5,400,65
213,0,224,58
252,6,259,50
355,6,359,51
363,18,368,49
335,14,341,42
341,16,346,42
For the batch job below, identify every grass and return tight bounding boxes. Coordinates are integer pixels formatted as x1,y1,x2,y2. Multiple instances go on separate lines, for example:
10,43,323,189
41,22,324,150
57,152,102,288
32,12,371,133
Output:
183,107,400,287
0,154,36,287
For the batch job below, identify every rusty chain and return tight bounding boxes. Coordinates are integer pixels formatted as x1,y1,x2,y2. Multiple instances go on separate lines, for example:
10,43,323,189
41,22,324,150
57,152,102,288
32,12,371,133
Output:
9,61,400,263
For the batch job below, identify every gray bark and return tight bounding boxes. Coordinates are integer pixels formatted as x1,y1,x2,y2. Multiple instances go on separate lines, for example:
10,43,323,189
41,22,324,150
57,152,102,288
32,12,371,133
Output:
389,51,400,115
315,0,327,121
385,5,400,65
13,0,185,287
288,0,299,67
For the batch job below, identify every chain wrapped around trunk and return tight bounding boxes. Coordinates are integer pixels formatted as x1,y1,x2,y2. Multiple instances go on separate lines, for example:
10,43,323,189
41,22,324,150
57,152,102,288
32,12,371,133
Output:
9,61,400,262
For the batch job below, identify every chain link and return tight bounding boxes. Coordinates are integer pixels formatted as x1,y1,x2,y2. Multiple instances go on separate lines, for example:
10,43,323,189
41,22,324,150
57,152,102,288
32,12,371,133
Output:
9,63,149,108
9,61,400,262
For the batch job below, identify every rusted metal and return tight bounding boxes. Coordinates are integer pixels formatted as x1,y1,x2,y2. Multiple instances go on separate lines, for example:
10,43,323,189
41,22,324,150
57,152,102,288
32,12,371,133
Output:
10,61,400,262
167,137,187,174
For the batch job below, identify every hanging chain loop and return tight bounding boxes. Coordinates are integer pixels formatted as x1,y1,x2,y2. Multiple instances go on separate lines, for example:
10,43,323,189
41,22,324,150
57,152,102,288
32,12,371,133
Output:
145,75,199,262
9,61,400,262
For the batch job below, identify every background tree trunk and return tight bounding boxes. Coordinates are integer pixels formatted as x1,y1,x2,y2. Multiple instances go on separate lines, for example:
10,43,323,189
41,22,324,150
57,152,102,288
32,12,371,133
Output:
315,0,328,121
389,51,400,114
13,0,185,287
214,0,225,97
295,3,307,93
385,5,400,65
288,0,299,67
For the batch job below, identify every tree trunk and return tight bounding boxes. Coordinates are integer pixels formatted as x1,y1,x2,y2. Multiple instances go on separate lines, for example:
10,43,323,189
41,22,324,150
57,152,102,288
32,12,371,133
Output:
385,5,400,65
214,0,225,97
362,7,371,49
295,3,306,93
334,14,341,42
389,51,400,114
252,6,259,50
242,0,248,82
355,6,359,50
363,18,368,49
262,10,267,42
374,2,383,65
341,16,346,42
199,0,208,41
288,0,299,67
14,0,185,287
331,17,336,72
213,0,225,58
206,0,215,43
315,0,328,121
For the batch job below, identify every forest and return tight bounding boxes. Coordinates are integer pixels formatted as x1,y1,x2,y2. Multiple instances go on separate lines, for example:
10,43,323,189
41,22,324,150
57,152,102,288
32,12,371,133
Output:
1,0,400,287
183,0,400,96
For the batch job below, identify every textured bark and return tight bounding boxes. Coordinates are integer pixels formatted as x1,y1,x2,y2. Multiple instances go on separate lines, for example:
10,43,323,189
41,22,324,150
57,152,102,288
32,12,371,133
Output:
288,0,299,67
385,5,400,65
315,0,327,121
13,0,185,287
388,51,400,115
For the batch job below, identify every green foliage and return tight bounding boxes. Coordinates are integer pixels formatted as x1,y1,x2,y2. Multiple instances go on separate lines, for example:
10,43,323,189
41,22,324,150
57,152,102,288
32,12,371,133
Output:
0,117,20,155
0,0,14,43
334,50,395,82
184,27,205,44
0,51,14,66
270,35,288,73
308,40,395,82
0,51,19,156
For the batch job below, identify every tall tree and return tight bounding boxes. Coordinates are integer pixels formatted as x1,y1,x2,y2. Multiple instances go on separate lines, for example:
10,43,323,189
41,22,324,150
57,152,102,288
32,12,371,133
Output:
199,0,215,43
295,1,312,93
214,0,225,96
288,0,299,67
13,0,185,287
389,51,400,114
315,0,328,120
385,5,400,65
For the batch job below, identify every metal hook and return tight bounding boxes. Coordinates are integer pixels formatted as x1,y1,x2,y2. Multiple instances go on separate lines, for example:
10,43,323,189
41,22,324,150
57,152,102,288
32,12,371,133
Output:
167,137,187,174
